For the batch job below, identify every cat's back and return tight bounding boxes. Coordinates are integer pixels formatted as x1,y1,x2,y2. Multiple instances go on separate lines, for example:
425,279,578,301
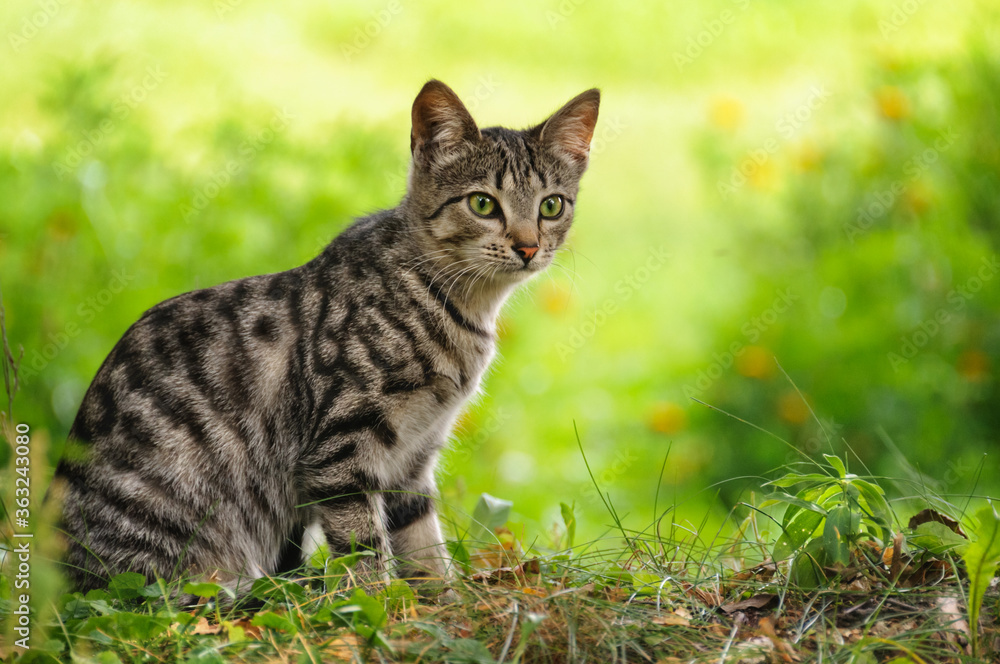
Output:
59,211,410,489
68,268,309,445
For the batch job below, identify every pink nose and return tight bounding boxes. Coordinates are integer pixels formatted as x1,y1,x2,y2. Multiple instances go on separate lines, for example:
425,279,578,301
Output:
514,244,539,262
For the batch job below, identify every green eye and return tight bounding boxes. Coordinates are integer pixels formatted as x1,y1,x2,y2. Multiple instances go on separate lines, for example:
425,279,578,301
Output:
539,195,564,219
468,193,497,217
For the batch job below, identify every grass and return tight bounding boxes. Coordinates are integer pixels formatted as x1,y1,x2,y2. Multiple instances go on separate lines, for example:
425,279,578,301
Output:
3,486,998,663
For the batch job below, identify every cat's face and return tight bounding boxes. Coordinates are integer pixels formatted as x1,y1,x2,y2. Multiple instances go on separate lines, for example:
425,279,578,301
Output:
405,81,600,292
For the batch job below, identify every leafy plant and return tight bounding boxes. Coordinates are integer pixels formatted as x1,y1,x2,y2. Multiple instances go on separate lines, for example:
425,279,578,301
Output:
963,504,1000,657
468,492,513,542
761,454,894,587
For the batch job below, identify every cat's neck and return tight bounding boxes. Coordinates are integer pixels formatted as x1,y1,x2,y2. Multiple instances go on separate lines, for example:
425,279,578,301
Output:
414,256,519,333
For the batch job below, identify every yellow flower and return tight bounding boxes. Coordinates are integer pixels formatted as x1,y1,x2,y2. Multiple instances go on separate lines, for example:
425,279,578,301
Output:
709,97,744,131
876,86,910,121
778,390,810,424
737,345,775,379
649,401,687,434
958,350,990,382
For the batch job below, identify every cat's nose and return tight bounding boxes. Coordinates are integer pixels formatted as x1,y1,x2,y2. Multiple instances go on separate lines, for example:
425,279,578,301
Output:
513,244,539,264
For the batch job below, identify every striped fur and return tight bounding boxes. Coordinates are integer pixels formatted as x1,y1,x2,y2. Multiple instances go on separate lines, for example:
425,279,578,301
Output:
55,80,600,593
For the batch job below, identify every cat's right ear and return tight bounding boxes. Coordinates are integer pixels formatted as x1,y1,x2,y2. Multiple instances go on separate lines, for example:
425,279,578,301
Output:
411,80,481,170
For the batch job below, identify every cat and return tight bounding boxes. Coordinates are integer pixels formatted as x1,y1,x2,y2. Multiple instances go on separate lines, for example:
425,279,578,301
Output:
54,79,600,595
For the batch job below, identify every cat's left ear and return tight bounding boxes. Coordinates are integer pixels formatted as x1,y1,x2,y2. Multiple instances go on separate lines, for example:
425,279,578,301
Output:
535,88,601,169
411,79,481,169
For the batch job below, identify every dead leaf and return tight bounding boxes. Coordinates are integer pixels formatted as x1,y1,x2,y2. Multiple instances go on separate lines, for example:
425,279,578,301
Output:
520,586,548,598
731,636,774,664
652,612,690,627
936,595,971,652
707,623,730,636
758,616,797,662
909,509,967,538
871,618,917,638
328,633,363,658
846,577,870,592
469,558,541,586
889,531,905,582
683,583,721,607
720,594,777,614
191,617,222,635
899,559,949,588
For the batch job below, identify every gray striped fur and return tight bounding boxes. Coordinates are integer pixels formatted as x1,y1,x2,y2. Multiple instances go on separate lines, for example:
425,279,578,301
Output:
54,80,600,594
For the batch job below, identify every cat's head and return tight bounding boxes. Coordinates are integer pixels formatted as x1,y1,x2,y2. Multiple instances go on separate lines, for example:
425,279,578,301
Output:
404,80,599,290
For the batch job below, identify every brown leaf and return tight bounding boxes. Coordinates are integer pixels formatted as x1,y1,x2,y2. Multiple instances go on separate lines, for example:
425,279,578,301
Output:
328,633,363,658
889,531,905,582
230,617,262,640
719,594,778,614
846,577,870,593
520,586,548,598
469,557,543,586
652,612,691,627
684,583,721,607
899,559,949,587
191,617,222,635
908,508,967,538
758,616,798,662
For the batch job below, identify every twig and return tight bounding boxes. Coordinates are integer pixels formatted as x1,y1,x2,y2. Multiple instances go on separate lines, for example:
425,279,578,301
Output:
497,599,519,663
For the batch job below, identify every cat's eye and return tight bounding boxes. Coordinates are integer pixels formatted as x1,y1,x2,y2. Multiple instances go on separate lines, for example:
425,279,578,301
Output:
539,195,564,219
468,193,498,217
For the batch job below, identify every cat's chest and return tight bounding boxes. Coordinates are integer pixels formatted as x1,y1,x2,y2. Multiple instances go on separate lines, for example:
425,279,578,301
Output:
392,343,492,439
368,344,494,487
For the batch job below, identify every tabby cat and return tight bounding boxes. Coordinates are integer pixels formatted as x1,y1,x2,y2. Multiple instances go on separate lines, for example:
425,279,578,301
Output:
55,79,600,594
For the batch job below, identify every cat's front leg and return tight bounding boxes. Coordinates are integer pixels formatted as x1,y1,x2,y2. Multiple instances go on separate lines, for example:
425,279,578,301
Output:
312,490,393,584
386,466,451,581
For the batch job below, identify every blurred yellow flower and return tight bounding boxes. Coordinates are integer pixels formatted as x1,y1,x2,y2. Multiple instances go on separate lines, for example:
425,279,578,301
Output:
876,85,910,121
748,159,778,191
794,141,823,172
540,280,571,315
958,350,990,382
778,390,811,424
649,401,687,434
737,345,775,379
709,97,744,131
47,210,78,241
902,181,932,216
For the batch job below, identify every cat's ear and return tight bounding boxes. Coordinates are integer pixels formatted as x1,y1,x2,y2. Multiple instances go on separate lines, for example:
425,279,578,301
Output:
411,80,481,169
534,89,601,168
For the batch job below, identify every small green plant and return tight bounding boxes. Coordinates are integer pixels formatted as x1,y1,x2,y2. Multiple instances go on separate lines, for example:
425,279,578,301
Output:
761,454,894,587
963,504,1000,658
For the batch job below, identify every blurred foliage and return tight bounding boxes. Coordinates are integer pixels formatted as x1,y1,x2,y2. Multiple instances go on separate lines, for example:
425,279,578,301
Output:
1,0,998,541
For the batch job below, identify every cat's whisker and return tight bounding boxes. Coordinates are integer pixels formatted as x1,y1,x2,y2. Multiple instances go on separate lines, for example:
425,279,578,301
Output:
462,263,496,303
441,262,484,305
549,263,583,298
553,249,586,300
391,250,462,303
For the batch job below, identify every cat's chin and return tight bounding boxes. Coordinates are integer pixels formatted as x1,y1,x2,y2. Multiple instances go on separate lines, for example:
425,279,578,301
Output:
494,263,546,281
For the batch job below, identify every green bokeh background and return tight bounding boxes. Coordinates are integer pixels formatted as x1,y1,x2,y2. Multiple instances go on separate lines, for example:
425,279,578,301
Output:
2,0,998,542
